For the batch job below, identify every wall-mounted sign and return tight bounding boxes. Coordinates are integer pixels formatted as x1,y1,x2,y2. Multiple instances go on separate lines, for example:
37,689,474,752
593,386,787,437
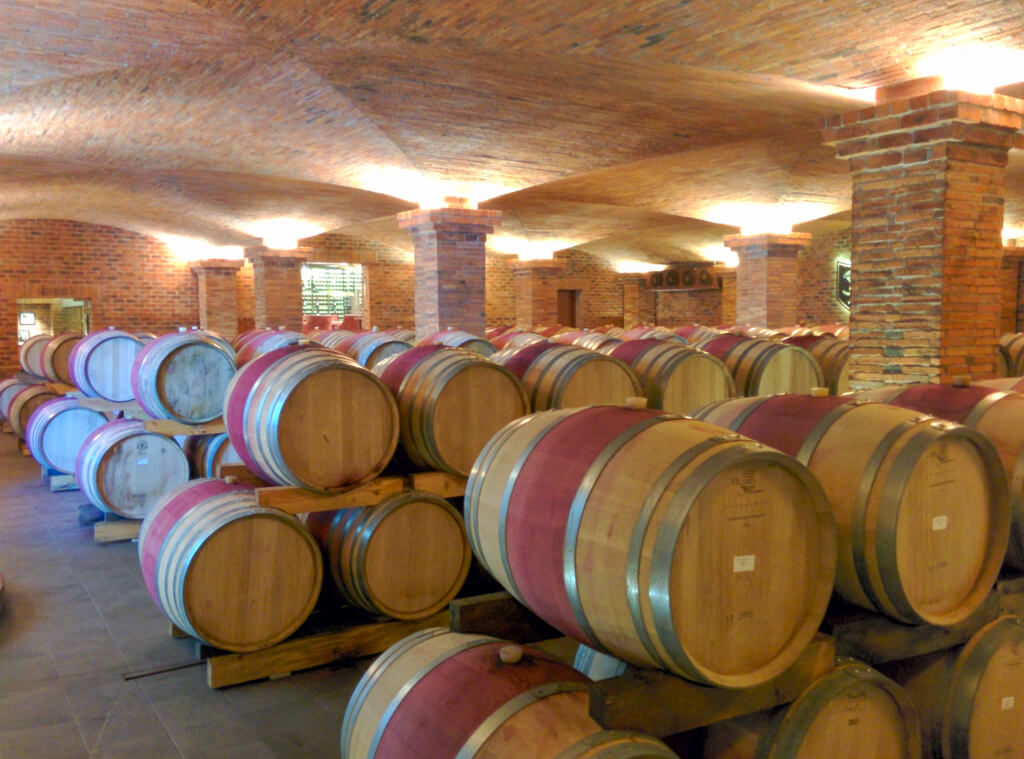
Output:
836,260,851,310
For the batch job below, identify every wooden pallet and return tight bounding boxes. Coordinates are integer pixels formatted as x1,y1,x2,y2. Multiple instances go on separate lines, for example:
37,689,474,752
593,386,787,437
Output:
43,382,78,396
41,465,78,492
93,513,142,543
449,592,836,738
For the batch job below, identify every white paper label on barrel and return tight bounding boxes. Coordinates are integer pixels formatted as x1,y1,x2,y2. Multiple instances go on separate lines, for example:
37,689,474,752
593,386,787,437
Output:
932,515,949,531
1002,696,1015,711
136,457,149,466
733,555,756,573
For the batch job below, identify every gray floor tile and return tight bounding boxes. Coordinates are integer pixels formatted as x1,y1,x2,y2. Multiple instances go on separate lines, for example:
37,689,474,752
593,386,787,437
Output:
0,720,89,759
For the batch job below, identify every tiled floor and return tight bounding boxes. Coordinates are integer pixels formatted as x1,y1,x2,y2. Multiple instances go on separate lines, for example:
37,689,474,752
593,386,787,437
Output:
0,435,370,758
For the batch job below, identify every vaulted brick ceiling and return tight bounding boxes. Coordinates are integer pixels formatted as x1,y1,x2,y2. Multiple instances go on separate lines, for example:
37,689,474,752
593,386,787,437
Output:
1,0,1022,264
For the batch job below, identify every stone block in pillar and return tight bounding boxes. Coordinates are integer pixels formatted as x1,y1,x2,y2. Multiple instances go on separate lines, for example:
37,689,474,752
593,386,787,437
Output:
244,246,308,331
823,90,1024,387
513,259,567,328
397,203,501,339
723,234,810,328
190,258,244,341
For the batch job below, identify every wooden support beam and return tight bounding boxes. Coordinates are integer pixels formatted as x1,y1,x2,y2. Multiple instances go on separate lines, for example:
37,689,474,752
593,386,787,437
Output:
143,418,226,436
93,518,142,543
217,464,270,487
254,476,406,515
408,471,467,498
77,398,146,418
589,634,836,737
449,592,561,642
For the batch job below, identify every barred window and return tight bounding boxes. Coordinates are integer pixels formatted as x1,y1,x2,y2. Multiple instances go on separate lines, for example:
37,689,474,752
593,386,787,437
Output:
301,263,363,316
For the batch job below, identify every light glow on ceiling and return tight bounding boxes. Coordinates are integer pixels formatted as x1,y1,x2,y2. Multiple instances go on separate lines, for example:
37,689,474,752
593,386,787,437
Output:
916,46,1024,94
240,218,325,250
357,167,519,208
488,234,583,261
701,201,835,235
614,260,668,274
1004,226,1024,245
156,234,244,262
702,245,740,268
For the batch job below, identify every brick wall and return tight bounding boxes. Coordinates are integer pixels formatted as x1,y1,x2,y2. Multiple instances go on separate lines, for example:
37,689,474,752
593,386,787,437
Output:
798,230,852,326
1002,257,1020,334
486,255,516,326
236,260,255,334
655,288,721,326
555,248,624,328
0,218,198,374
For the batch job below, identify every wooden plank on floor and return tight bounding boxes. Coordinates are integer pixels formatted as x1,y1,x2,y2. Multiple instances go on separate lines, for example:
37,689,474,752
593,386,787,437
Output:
827,592,999,665
94,519,142,543
255,476,406,515
589,633,836,737
143,418,226,436
206,610,448,688
408,471,467,498
449,591,561,642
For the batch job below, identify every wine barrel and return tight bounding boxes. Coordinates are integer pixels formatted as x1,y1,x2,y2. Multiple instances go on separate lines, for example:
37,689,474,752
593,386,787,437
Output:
130,331,236,424
314,329,356,350
334,332,411,369
782,333,850,394
7,385,60,438
620,326,688,344
232,327,270,351
373,346,529,475
552,330,589,345
674,324,721,343
693,395,1009,625
704,660,922,759
574,332,622,352
138,478,322,652
604,340,734,415
341,628,649,759
486,325,514,341
465,406,836,687
19,334,50,378
855,382,1024,569
68,328,144,401
517,345,642,411
223,345,398,491
492,330,547,350
384,328,416,343
490,341,558,381
574,645,627,682
234,329,305,367
536,325,572,337
998,333,1024,377
882,615,1024,759
695,334,824,396
75,419,190,518
304,490,471,620
0,379,32,422
41,333,83,385
418,330,497,357
187,433,243,478
25,397,107,474
977,376,1024,393
554,732,679,758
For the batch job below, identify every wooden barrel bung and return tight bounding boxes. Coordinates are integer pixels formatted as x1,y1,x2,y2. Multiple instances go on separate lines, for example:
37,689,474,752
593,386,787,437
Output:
693,395,1009,625
75,419,191,519
131,331,236,424
341,628,607,759
138,478,322,652
373,346,529,476
304,490,472,620
41,333,83,385
224,345,399,491
695,335,824,396
519,345,642,411
7,385,60,438
704,660,922,759
25,397,108,474
606,340,735,415
465,406,836,687
882,615,1024,759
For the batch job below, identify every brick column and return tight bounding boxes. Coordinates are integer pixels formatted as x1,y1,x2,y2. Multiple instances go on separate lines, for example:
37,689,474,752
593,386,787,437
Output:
715,266,737,325
191,258,244,340
397,201,501,339
1001,247,1023,334
244,246,307,331
513,260,566,328
622,275,645,328
824,90,1024,386
724,233,810,327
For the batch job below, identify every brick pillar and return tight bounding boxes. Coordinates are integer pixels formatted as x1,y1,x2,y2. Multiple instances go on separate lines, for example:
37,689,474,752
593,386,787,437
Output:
396,202,500,339
724,233,810,327
191,259,244,341
513,260,566,328
1001,247,1023,334
622,275,644,328
244,246,307,331
715,266,737,325
824,90,1024,387
236,260,255,335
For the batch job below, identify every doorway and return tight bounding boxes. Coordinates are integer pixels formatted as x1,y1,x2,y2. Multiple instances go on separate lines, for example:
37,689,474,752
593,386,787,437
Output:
557,289,580,327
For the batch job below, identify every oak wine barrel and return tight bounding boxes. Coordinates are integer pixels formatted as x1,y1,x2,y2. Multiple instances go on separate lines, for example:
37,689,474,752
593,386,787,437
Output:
223,345,398,491
674,324,721,343
304,490,471,620
131,331,236,423
384,328,416,343
233,329,305,367
695,334,824,396
998,333,1024,377
782,333,850,394
341,628,676,759
232,327,270,351
25,397,108,474
18,334,50,378
485,325,514,341
465,406,836,687
604,339,734,415
619,326,688,344
977,376,1024,393
138,478,322,652
41,333,83,385
333,331,411,369
315,329,356,350
68,328,144,401
514,344,642,411
574,332,622,352
7,385,60,438
373,346,529,475
492,330,547,350
856,382,1024,569
186,433,243,478
881,615,1024,759
704,660,922,759
693,395,1009,625
0,379,32,421
75,419,190,518
417,329,497,356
